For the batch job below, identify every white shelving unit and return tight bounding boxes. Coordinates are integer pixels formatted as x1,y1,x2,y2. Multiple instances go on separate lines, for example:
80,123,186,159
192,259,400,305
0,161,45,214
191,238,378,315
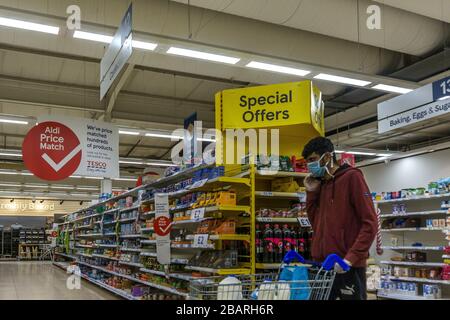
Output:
376,192,450,300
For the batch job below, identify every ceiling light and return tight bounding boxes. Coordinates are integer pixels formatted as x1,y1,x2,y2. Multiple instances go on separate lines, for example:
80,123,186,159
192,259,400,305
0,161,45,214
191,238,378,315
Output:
25,184,48,189
0,17,59,35
145,133,183,140
372,84,413,94
314,74,371,87
0,183,21,187
114,178,137,182
85,177,103,180
132,40,158,51
119,130,140,136
119,161,145,165
76,187,99,191
246,61,310,77
20,172,33,176
69,176,82,179
146,162,177,167
438,96,450,101
0,152,22,157
334,150,345,154
73,31,112,43
50,186,73,190
198,138,216,142
376,153,393,157
0,119,29,125
347,151,376,156
167,47,240,65
0,171,19,175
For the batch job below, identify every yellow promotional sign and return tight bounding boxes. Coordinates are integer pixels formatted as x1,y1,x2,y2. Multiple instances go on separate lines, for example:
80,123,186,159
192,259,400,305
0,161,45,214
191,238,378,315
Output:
220,81,316,130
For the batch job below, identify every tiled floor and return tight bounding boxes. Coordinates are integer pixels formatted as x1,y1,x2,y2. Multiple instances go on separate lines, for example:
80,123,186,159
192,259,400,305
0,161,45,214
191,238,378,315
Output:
0,261,118,300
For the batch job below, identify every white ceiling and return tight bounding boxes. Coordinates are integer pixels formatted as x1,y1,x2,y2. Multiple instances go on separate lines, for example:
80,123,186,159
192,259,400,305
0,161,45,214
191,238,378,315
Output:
0,0,447,194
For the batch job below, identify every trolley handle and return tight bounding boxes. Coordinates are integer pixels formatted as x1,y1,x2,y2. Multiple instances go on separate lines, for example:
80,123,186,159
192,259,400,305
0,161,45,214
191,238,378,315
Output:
282,251,350,272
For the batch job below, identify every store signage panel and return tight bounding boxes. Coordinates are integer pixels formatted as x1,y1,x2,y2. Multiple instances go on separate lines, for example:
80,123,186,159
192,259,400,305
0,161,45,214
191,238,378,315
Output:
378,76,450,134
378,97,450,134
155,194,171,265
0,199,80,217
100,4,133,100
221,81,312,129
23,115,119,181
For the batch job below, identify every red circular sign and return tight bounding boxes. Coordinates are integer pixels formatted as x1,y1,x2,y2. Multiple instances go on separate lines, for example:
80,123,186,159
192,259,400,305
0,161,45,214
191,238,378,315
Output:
22,121,82,181
154,216,172,236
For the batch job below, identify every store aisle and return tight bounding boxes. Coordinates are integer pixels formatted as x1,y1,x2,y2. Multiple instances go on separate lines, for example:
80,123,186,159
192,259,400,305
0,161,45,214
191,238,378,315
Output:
0,262,118,300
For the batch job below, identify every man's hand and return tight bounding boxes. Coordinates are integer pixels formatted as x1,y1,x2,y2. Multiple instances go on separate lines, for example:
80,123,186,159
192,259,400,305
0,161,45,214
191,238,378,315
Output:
304,174,321,192
334,259,352,274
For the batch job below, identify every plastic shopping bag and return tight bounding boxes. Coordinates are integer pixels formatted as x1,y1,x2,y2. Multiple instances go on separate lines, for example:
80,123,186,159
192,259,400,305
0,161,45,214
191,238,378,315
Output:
279,265,310,300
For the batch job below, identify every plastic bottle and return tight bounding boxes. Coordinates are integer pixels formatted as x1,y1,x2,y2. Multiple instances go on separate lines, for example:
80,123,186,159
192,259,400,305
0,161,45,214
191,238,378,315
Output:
282,224,292,256
290,227,298,252
273,224,283,263
263,224,274,263
255,224,263,262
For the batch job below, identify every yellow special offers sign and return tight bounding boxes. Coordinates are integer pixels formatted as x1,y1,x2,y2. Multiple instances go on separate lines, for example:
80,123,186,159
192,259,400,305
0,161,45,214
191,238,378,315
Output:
220,81,323,134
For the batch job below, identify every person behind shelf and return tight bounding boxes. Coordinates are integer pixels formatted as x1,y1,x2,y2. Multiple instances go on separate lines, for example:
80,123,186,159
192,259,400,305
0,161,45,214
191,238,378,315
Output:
302,137,378,300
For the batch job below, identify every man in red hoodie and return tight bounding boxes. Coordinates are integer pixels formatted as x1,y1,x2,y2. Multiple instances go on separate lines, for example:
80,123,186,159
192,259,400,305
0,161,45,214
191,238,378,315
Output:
302,137,378,300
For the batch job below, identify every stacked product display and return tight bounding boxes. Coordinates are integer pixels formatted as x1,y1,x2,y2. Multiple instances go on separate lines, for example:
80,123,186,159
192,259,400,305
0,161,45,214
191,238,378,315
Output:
375,177,450,300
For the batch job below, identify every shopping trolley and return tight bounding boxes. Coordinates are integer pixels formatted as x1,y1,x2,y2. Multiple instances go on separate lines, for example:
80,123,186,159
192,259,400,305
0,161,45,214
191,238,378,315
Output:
189,251,349,300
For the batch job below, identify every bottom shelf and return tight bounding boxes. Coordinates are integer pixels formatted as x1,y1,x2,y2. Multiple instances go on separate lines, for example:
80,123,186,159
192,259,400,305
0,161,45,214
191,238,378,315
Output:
80,274,141,300
377,292,448,300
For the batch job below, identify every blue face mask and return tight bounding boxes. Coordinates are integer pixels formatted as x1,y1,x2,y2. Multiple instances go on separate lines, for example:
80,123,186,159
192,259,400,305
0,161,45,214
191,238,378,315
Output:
307,153,331,178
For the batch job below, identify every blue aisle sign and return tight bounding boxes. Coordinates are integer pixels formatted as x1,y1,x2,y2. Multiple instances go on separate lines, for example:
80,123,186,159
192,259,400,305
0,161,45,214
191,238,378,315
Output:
432,76,450,101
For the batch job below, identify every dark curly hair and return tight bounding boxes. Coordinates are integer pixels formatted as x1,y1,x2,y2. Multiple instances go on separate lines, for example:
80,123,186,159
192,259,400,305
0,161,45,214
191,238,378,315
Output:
302,137,336,161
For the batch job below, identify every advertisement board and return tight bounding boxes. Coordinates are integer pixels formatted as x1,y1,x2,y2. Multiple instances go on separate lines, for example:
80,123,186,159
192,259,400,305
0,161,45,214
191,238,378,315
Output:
23,115,119,181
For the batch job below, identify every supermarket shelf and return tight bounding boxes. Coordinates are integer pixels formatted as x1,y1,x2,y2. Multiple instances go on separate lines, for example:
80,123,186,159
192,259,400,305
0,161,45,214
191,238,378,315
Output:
103,220,119,226
92,254,119,261
53,261,70,270
140,228,154,232
379,261,445,267
185,234,250,241
185,266,250,275
117,261,144,268
375,193,450,204
381,246,444,251
118,217,138,224
140,268,194,281
76,252,94,258
140,240,156,245
256,217,299,223
383,275,450,285
76,244,95,249
142,211,155,217
140,251,157,257
171,243,215,250
120,205,140,213
255,191,306,199
103,208,120,214
168,177,250,198
54,252,76,260
120,247,142,252
172,217,213,226
170,205,251,215
377,292,445,300
256,170,308,178
443,255,450,259
74,225,94,230
380,210,448,218
255,263,281,269
381,227,444,232
80,274,139,300
119,234,144,239
95,244,117,248
131,277,188,297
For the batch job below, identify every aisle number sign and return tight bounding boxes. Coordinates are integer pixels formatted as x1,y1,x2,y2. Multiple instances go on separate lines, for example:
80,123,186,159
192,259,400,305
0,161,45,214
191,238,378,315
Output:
22,115,119,181
220,81,323,133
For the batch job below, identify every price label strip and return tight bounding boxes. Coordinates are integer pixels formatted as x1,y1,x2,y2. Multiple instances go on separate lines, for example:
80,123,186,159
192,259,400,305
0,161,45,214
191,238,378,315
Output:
193,234,209,248
190,207,206,221
297,217,311,227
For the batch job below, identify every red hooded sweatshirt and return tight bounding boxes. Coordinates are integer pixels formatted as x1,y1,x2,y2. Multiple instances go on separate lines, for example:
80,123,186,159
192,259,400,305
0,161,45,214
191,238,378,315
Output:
306,164,378,268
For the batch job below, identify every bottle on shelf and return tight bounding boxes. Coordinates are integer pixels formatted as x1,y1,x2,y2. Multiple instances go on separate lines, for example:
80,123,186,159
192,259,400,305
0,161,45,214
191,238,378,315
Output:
255,224,264,263
263,224,274,263
290,227,298,253
273,224,283,263
282,224,292,255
